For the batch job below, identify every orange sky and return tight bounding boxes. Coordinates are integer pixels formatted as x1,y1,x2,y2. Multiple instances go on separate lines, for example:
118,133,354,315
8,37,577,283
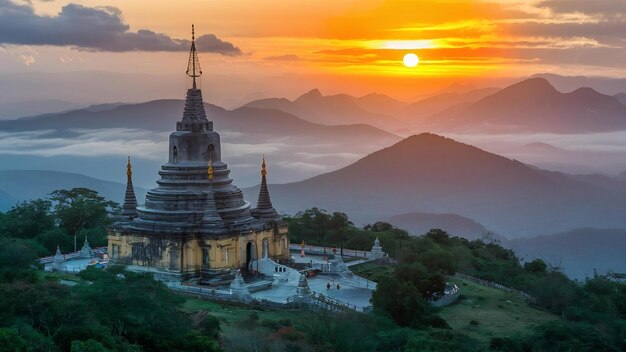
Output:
2,0,625,100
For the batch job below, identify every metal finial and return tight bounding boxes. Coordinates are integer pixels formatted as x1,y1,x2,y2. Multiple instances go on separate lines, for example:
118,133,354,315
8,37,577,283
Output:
261,156,267,177
186,24,202,89
127,156,132,179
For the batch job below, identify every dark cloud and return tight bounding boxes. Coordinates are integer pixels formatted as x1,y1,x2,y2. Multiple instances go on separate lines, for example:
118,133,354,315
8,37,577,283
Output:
502,21,626,46
539,0,626,15
0,0,241,54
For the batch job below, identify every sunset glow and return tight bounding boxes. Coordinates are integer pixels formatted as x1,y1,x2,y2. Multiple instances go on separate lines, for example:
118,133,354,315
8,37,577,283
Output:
1,0,626,99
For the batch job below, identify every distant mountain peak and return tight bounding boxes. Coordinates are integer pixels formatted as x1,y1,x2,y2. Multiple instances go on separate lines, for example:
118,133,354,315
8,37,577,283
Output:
295,88,323,102
506,77,557,94
570,86,599,96
440,82,477,94
401,132,453,145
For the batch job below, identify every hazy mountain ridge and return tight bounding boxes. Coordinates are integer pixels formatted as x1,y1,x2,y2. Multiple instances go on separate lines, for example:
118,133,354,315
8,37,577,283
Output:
0,99,83,120
510,228,626,280
614,93,626,106
0,99,399,143
243,89,409,132
0,170,147,211
533,73,626,96
400,87,499,126
387,212,500,241
245,133,626,237
427,78,626,133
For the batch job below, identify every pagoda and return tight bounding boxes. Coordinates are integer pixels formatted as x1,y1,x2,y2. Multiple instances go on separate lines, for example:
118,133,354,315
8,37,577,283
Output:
107,25,289,281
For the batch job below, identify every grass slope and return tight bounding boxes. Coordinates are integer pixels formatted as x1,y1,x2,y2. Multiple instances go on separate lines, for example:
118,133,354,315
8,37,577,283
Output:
440,277,558,344
183,299,312,351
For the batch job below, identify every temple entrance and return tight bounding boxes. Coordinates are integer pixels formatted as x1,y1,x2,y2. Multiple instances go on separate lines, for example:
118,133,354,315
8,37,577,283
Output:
245,241,255,270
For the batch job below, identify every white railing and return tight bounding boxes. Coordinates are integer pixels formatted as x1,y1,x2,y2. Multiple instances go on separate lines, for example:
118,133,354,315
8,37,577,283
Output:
290,244,372,258
455,272,535,301
39,246,108,264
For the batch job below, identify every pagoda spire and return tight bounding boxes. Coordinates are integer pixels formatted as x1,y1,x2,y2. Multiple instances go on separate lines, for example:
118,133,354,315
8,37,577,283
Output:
179,24,209,127
252,156,279,220
186,24,202,90
121,156,138,219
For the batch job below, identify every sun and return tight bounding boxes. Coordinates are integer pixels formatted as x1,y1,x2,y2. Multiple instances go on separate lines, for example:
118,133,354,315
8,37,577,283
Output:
403,53,419,68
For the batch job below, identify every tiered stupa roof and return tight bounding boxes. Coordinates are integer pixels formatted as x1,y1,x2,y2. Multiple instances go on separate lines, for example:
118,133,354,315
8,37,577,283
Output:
116,25,277,237
251,157,281,221
120,156,138,219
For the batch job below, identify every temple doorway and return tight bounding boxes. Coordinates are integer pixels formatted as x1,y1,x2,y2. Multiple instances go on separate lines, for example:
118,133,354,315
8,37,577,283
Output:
246,241,255,270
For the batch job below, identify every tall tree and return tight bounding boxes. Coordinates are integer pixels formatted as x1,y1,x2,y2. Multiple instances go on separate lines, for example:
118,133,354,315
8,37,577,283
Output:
330,212,352,257
49,188,118,252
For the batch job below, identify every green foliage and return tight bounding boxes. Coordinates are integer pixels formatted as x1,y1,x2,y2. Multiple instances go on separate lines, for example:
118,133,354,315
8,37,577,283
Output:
77,226,108,248
50,188,118,237
0,237,41,283
524,259,547,273
71,339,109,352
0,266,219,352
371,276,437,327
0,328,29,352
36,227,74,253
286,208,407,257
405,329,481,352
0,188,118,255
302,312,381,352
0,199,55,239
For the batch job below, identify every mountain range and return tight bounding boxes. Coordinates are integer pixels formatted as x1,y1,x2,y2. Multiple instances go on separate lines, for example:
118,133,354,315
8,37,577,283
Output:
242,88,409,132
387,212,496,241
244,133,626,237
0,170,147,211
510,228,626,280
0,99,399,145
399,87,499,127
424,78,626,133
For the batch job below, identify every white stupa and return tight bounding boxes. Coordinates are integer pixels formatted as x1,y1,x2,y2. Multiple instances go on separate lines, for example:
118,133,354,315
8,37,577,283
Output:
371,237,385,259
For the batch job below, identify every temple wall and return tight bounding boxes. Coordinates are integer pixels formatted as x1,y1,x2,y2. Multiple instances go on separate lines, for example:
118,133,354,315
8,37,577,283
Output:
107,224,289,277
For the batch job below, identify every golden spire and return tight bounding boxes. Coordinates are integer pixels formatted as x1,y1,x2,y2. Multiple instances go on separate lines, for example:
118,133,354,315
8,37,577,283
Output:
208,158,214,180
261,155,267,177
127,156,132,179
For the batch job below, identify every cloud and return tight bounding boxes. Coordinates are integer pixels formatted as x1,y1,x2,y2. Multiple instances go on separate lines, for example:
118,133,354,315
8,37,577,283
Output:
264,54,300,61
539,0,626,16
222,142,287,158
276,160,328,172
0,0,241,54
0,128,167,159
19,53,35,65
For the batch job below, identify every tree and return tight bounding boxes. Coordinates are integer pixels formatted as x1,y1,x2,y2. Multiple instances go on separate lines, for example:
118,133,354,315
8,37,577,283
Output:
0,199,54,239
329,212,352,257
0,237,41,283
50,188,118,252
524,259,547,274
36,227,74,253
71,339,110,352
372,276,432,327
425,229,450,245
0,328,29,352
